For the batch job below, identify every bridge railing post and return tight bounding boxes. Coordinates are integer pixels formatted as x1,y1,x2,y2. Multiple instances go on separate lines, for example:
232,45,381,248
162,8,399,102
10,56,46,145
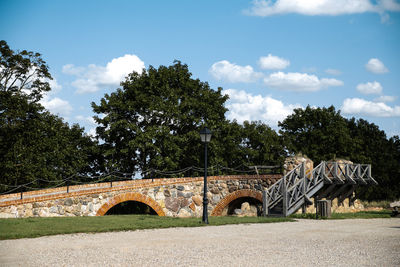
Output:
262,189,269,217
301,162,307,214
282,174,287,217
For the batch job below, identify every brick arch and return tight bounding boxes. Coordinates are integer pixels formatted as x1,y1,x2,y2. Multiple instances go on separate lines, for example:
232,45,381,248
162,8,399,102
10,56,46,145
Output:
96,192,165,216
211,189,263,216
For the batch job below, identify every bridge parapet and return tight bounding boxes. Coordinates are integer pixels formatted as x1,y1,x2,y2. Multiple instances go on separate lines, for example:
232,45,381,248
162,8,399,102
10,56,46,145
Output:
0,174,281,218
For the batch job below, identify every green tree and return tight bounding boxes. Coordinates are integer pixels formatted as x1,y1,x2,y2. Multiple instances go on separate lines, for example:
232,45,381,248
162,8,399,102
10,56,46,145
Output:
0,40,99,193
278,105,352,163
347,118,400,201
0,40,51,102
92,61,229,176
278,105,400,201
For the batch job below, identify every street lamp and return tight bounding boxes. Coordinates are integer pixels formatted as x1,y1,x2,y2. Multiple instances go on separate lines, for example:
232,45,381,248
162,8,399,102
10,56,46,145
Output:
199,127,212,224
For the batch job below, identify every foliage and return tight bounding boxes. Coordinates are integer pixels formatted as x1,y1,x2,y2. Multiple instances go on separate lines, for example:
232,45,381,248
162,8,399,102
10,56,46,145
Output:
279,105,400,201
92,61,283,176
0,40,51,102
0,215,293,240
0,41,99,193
279,105,352,163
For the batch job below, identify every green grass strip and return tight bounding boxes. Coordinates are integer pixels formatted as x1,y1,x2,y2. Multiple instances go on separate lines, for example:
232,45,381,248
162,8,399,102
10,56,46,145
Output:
290,210,392,220
0,215,293,240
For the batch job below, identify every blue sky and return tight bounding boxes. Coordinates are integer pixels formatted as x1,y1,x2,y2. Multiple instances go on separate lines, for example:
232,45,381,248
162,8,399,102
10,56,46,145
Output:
1,0,399,137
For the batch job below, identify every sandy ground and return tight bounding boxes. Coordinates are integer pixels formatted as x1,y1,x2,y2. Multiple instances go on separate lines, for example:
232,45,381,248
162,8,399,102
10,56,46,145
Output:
0,218,399,267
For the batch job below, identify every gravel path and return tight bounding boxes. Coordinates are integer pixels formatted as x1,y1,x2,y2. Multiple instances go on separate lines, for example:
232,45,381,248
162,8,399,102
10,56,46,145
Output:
1,218,399,266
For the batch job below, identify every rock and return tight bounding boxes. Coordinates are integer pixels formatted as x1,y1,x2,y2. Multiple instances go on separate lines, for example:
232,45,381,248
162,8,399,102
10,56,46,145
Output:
212,195,221,204
177,208,191,218
390,201,400,208
189,202,196,211
210,188,220,194
164,189,171,197
241,202,250,211
64,198,73,206
24,209,33,217
49,206,58,213
177,185,185,191
156,191,165,200
192,195,202,206
180,197,190,207
88,202,94,212
165,197,180,212
234,209,242,215
0,212,15,218
39,209,49,217
229,186,237,193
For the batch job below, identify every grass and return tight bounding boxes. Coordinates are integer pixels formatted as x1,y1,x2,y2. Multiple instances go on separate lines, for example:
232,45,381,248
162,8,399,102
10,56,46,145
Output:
290,210,392,220
0,215,293,240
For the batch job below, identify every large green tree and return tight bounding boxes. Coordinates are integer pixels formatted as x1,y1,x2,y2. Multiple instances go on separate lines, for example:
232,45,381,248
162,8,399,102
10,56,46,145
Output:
0,40,99,193
278,105,353,163
92,62,284,177
92,61,229,176
347,118,400,200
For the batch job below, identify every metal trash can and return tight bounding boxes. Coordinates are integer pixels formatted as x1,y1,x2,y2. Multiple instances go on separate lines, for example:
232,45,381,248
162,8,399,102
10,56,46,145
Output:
317,200,332,218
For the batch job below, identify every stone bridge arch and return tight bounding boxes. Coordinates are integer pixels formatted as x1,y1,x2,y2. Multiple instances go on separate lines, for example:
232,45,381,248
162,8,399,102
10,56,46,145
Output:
96,192,165,216
211,189,263,216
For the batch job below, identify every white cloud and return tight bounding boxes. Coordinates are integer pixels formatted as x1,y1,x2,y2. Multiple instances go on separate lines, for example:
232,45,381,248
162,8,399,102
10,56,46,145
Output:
258,54,290,70
63,54,145,94
209,60,263,83
341,98,400,117
223,88,301,126
263,72,343,92
244,0,400,17
40,95,73,117
374,95,397,103
325,68,342,75
365,58,389,74
356,81,383,94
75,115,96,125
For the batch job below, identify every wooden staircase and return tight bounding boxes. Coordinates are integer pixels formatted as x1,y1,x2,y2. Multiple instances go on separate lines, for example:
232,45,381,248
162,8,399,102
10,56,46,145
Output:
262,161,378,217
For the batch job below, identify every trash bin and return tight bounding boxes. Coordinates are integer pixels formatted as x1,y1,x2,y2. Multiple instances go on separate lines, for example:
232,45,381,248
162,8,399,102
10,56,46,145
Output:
317,200,332,218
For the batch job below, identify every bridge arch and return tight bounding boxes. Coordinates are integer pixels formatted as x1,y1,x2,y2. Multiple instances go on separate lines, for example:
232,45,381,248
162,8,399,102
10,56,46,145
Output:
96,192,165,216
211,189,263,216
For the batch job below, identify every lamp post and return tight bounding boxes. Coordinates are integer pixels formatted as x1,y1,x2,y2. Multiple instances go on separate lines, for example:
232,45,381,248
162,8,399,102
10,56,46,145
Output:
199,127,212,224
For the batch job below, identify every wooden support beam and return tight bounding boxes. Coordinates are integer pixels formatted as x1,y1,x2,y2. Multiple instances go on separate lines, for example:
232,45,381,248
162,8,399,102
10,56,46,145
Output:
318,184,336,198
338,185,356,205
328,184,350,200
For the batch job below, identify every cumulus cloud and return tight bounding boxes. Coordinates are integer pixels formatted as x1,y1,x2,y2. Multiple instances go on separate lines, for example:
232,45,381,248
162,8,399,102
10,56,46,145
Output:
209,60,263,83
341,98,400,117
40,95,73,117
263,72,343,92
244,0,400,17
258,54,290,70
75,115,96,125
223,88,301,126
325,68,342,75
63,54,145,94
365,58,389,74
374,95,397,103
356,81,383,94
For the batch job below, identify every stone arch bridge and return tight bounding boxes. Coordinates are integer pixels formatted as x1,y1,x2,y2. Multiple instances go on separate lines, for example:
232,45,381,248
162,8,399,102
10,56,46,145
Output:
0,174,281,218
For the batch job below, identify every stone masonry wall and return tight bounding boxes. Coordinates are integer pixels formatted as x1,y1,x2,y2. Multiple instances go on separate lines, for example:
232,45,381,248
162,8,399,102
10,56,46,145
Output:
0,176,280,218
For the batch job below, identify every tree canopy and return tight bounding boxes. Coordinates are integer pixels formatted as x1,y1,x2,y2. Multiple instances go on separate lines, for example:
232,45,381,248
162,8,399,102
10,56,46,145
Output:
0,40,98,193
92,61,283,176
278,105,400,201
